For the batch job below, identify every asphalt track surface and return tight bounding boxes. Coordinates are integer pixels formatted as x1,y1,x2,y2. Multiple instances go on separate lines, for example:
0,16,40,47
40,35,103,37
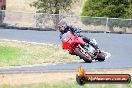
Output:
0,29,132,73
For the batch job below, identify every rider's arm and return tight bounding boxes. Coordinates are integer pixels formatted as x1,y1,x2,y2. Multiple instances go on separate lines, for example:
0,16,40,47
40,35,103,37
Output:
59,34,62,40
68,26,82,34
73,27,82,33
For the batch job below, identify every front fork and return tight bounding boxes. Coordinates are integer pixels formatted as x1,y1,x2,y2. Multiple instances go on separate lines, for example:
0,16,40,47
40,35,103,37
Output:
77,44,92,59
83,43,99,59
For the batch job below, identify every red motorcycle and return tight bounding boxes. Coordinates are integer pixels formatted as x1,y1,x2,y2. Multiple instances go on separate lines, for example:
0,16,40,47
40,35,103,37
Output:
61,31,105,63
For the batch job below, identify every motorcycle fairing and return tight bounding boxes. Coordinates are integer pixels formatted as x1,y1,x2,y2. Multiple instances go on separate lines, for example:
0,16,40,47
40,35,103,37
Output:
61,31,85,53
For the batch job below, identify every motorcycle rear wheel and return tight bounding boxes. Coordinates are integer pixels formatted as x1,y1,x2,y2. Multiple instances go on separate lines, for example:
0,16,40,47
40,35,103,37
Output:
74,48,92,63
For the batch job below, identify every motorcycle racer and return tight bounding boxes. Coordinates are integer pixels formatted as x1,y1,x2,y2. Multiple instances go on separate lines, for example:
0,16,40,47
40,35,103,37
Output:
57,19,99,50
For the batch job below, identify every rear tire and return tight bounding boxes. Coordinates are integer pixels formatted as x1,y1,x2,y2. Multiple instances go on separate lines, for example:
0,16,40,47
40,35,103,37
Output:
96,52,105,61
74,48,92,63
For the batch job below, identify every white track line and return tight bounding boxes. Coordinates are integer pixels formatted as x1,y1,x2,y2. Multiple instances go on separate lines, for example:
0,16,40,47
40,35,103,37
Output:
0,63,58,69
0,39,53,46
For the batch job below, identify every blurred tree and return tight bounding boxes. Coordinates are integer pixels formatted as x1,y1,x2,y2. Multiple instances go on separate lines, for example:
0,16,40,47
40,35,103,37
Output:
31,0,76,14
31,0,79,29
82,0,132,19
81,0,132,31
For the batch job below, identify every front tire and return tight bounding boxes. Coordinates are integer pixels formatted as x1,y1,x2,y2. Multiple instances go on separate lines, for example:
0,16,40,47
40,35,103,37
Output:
96,52,105,61
74,47,92,63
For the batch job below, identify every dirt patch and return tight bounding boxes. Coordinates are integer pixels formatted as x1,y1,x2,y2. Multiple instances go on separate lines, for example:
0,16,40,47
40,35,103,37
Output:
0,72,75,86
0,68,132,86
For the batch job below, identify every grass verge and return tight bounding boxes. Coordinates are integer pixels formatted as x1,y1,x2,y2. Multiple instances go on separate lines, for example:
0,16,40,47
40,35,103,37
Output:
0,69,132,88
0,40,79,66
1,82,132,88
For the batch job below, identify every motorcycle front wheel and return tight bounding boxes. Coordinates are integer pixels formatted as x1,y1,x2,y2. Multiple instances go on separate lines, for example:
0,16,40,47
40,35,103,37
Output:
74,47,92,63
96,52,105,61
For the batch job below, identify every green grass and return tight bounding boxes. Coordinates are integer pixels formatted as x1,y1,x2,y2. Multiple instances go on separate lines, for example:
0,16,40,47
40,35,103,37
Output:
1,82,132,88
0,41,79,66
0,46,21,60
0,45,23,66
